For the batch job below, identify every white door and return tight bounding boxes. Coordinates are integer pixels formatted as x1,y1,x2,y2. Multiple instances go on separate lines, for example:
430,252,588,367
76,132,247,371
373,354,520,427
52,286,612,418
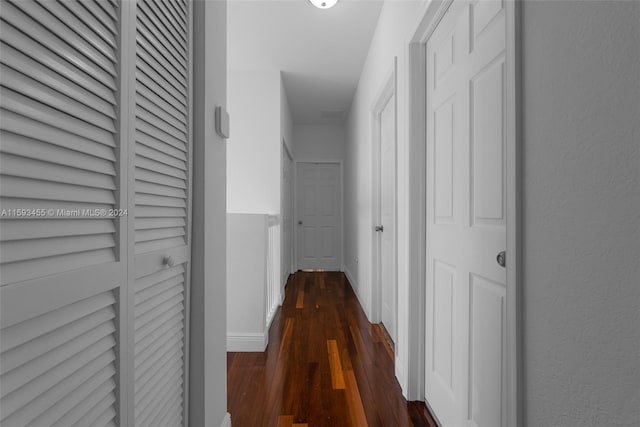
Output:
0,1,192,425
425,1,507,426
132,0,192,426
296,162,341,271
0,1,127,425
379,94,397,344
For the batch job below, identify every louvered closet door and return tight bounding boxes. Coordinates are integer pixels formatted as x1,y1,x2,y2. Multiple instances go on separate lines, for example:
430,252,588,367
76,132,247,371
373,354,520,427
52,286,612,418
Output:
132,1,192,426
0,1,126,426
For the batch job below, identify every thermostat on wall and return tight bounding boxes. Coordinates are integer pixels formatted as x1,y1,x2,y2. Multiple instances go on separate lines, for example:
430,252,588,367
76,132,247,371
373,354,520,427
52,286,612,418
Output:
215,106,230,139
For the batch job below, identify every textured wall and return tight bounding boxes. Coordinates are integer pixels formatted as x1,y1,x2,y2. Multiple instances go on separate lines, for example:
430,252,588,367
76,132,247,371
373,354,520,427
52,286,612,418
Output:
522,2,640,425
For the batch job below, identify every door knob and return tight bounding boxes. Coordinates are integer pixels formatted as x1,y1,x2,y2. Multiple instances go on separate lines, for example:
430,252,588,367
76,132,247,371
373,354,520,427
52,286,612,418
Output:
163,256,175,267
496,251,506,268
298,220,303,225
375,225,384,232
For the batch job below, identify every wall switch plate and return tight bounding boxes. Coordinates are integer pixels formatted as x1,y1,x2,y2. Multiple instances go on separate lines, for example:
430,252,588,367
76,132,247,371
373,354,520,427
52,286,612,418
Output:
215,106,230,139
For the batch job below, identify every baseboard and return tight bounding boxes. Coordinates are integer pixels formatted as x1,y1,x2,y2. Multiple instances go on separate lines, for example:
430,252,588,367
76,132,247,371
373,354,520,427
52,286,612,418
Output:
220,412,232,427
343,266,371,322
227,332,267,352
395,359,407,399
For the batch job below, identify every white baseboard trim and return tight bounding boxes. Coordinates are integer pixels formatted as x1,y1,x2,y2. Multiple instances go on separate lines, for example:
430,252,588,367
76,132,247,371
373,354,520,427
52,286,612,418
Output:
343,266,371,322
227,332,267,352
220,412,232,427
395,359,407,399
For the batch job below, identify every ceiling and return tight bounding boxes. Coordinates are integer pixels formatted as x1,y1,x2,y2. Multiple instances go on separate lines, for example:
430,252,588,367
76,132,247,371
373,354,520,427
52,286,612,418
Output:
228,0,384,124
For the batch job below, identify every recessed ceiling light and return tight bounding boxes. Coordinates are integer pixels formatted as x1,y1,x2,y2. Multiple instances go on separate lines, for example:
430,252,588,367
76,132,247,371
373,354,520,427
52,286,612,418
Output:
308,0,338,9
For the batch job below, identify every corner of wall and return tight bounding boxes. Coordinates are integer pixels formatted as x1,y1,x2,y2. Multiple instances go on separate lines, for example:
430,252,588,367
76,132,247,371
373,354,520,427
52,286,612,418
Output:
344,265,371,321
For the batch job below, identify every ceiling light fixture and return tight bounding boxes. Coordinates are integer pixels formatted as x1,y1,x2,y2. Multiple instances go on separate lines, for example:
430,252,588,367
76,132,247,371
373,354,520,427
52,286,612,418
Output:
308,0,338,9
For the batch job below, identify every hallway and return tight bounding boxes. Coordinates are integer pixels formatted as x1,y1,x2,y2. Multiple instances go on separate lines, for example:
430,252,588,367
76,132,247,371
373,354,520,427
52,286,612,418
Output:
227,271,436,427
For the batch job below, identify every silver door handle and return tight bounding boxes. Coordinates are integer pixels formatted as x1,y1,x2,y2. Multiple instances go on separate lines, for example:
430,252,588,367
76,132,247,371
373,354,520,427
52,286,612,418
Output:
496,251,506,267
298,221,302,225
375,225,384,232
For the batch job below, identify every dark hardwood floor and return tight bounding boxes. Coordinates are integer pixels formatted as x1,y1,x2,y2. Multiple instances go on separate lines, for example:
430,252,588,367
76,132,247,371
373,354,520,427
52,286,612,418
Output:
227,271,437,427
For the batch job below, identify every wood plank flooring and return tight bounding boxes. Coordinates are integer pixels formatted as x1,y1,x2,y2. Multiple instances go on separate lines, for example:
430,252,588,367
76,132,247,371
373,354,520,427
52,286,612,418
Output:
227,271,437,427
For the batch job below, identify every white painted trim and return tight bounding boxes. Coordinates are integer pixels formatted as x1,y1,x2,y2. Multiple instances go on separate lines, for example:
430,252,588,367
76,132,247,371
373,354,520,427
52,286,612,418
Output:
343,266,371,322
505,1,523,426
406,0,522,423
404,39,427,401
293,160,344,272
370,59,398,331
226,332,268,352
220,412,232,427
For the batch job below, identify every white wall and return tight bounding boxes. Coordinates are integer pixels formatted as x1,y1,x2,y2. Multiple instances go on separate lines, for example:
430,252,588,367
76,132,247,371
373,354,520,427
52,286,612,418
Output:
227,214,268,351
281,75,294,285
293,124,346,160
190,1,229,425
281,74,294,155
344,0,426,396
521,2,640,425
227,69,282,214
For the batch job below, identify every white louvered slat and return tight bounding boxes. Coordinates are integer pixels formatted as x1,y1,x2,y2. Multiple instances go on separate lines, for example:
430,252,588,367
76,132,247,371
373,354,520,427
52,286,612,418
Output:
1,175,115,203
1,219,115,241
136,55,187,108
2,353,116,427
136,345,183,400
134,0,190,253
135,217,186,231
58,1,117,48
0,26,116,104
136,170,187,190
151,394,183,427
0,131,116,175
76,2,117,37
1,153,116,190
136,105,187,143
0,43,117,117
72,399,117,427
136,129,187,161
159,0,187,35
136,78,187,126
1,323,116,398
0,290,118,427
143,0,187,53
137,3,186,64
48,378,116,427
0,198,113,214
135,321,183,379
136,37,185,95
1,305,116,374
0,66,116,131
136,92,186,133
150,0,187,46
7,0,117,76
136,180,187,198
1,2,117,88
37,0,116,61
97,0,118,21
1,111,117,160
134,265,186,427
1,0,120,283
136,117,187,152
1,249,116,286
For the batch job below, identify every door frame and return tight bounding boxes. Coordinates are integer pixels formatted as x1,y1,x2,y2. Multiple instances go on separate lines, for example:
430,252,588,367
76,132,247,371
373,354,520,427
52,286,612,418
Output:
293,160,344,271
282,140,294,287
406,0,522,424
370,59,398,330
